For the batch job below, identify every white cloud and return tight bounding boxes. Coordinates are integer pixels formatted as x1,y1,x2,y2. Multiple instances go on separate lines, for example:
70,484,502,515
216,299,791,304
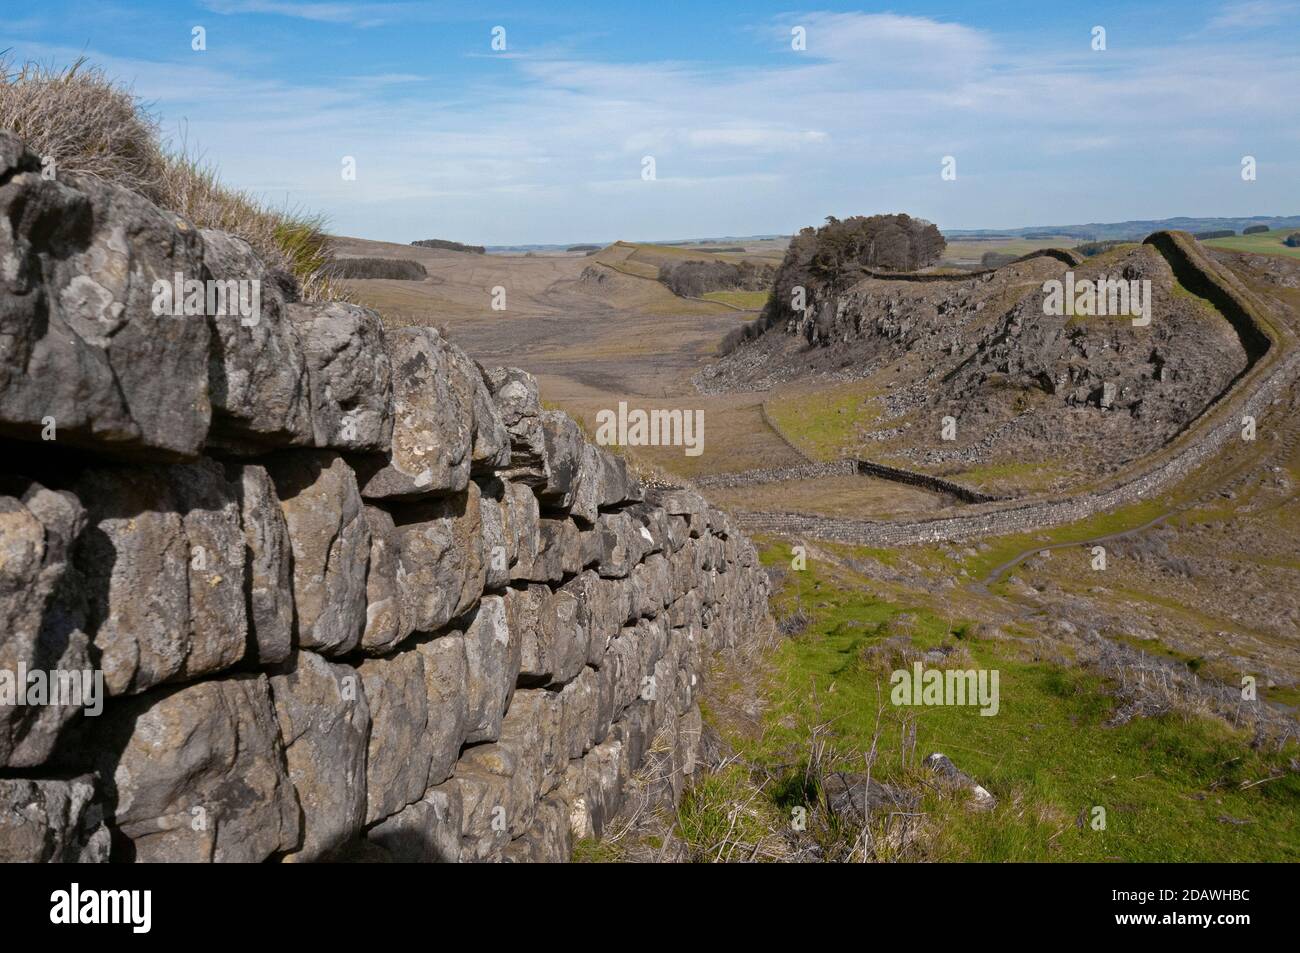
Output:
10,10,1300,242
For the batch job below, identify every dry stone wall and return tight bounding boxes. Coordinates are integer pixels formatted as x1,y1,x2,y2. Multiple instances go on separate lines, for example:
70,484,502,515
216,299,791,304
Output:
735,233,1295,547
0,132,771,863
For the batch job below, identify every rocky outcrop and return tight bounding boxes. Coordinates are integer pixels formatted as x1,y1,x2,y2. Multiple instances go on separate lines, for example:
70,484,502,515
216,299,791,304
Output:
0,132,771,863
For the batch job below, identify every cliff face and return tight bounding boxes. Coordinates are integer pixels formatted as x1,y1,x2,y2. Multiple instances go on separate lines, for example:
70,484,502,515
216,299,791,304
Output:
0,132,771,863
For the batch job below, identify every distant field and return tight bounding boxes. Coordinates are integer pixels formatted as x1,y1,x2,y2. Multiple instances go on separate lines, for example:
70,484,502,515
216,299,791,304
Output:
1204,228,1300,260
702,290,770,310
941,236,1078,266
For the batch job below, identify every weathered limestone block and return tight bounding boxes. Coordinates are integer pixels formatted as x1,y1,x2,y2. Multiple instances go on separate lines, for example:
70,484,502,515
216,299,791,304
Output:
75,460,248,696
610,701,654,776
393,483,484,634
557,666,601,760
506,584,586,686
268,452,368,657
417,634,469,786
502,793,571,863
0,479,92,767
668,540,702,596
468,687,564,800
664,514,689,553
626,502,669,556
288,301,393,452
445,345,510,476
269,651,370,862
647,486,707,531
358,649,430,825
0,135,211,458
83,673,300,862
537,410,584,508
200,228,312,451
667,586,702,629
359,505,411,654
592,511,639,578
505,479,540,579
630,553,672,619
461,595,519,744
569,444,641,524
0,775,109,862
574,442,644,525
563,737,627,840
365,782,462,863
606,627,645,718
516,516,579,583
560,570,622,666
356,327,471,500
450,767,517,862
484,366,549,485
227,463,293,665
477,481,512,591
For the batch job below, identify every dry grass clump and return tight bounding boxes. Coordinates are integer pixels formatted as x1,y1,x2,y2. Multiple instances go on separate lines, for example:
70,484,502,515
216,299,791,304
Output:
0,55,340,301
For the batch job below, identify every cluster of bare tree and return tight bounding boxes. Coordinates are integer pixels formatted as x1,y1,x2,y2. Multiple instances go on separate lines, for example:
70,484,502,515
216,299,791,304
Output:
658,259,775,297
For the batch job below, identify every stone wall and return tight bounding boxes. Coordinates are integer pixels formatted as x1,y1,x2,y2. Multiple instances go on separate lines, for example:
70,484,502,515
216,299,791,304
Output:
735,232,1296,547
0,133,771,863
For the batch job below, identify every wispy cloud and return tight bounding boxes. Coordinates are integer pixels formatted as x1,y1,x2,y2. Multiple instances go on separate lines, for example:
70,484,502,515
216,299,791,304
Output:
10,9,1300,242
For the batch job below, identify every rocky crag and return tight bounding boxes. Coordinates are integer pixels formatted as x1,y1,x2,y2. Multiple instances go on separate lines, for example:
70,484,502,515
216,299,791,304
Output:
0,132,771,863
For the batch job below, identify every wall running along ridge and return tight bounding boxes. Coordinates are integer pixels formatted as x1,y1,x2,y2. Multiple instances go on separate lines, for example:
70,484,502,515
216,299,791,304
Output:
734,232,1294,546
696,459,999,504
0,132,771,863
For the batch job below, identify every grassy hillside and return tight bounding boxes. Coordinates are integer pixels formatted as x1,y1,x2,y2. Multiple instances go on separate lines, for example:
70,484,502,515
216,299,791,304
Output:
677,540,1300,862
1204,228,1300,260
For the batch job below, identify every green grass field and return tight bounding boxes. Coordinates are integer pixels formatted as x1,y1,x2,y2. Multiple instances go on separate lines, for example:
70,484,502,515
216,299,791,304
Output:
687,541,1300,861
702,290,770,310
764,381,881,461
1203,228,1300,260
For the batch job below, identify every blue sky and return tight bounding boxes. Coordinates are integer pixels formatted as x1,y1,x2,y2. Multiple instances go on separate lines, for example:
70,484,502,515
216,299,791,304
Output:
7,1,1300,244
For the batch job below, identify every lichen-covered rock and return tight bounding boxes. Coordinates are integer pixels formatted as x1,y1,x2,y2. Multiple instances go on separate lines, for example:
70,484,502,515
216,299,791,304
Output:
393,483,484,634
356,327,471,499
460,595,519,744
570,445,642,523
227,463,293,666
516,516,580,583
201,229,313,451
505,479,540,578
358,650,431,825
269,651,370,862
446,347,510,476
592,511,640,578
359,505,411,654
537,410,584,508
485,367,549,485
82,673,300,862
477,481,512,591
0,479,92,767
365,782,462,862
269,452,369,657
288,301,393,452
417,634,469,786
0,775,109,862
505,583,586,687
74,460,248,696
0,135,212,459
